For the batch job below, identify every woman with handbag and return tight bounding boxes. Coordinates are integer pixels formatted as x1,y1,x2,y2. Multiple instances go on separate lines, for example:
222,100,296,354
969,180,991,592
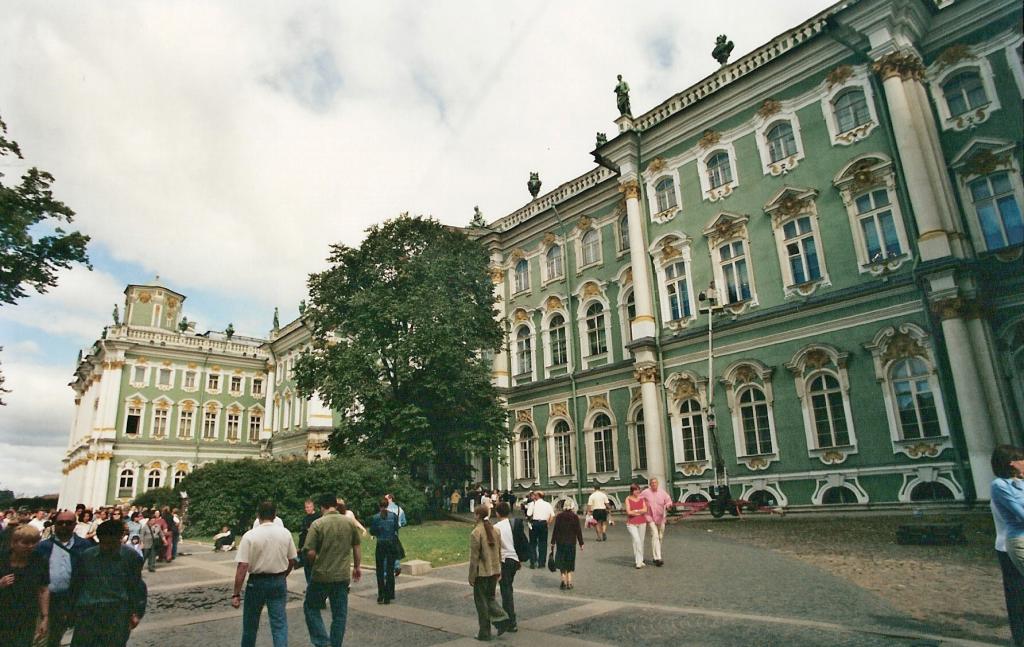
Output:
549,500,583,590
368,497,400,604
468,504,510,641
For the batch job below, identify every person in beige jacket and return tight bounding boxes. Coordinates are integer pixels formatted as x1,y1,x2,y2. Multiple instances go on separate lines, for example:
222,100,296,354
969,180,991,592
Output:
467,505,510,641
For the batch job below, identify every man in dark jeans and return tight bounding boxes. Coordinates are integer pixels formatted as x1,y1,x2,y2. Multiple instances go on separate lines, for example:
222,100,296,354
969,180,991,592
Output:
527,491,554,568
232,501,298,647
35,510,92,647
69,520,148,646
492,502,523,632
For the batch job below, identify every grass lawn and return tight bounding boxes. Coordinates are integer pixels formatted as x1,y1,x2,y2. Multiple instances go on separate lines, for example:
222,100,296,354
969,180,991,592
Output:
187,520,472,568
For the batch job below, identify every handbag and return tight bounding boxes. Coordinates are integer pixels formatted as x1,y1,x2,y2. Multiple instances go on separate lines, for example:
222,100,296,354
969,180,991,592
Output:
395,536,406,560
547,545,557,572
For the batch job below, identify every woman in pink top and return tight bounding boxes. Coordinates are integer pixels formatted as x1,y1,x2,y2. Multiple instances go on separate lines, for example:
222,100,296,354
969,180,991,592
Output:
625,484,648,569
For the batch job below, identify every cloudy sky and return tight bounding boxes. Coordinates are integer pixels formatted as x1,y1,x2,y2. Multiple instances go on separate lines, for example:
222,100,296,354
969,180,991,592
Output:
0,0,835,495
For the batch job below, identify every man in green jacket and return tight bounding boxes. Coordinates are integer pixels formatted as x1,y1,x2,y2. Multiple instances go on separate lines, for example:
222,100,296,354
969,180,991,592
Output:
302,494,362,647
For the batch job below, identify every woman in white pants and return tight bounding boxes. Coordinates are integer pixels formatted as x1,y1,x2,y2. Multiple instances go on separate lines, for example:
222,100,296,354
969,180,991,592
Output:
624,484,649,569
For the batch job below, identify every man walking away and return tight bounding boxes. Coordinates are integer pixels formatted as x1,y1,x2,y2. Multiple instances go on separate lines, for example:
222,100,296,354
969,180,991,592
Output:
527,491,554,569
232,501,297,647
586,485,611,542
299,500,321,585
302,494,362,647
492,502,520,633
69,520,147,647
640,478,673,567
385,494,406,576
35,511,91,647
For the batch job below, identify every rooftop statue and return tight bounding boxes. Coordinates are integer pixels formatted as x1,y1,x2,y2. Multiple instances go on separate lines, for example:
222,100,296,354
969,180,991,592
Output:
178,316,189,333
614,74,631,117
596,132,608,147
298,299,307,316
712,34,734,66
470,205,486,228
527,172,542,199
273,307,280,330
225,323,235,340
112,304,119,325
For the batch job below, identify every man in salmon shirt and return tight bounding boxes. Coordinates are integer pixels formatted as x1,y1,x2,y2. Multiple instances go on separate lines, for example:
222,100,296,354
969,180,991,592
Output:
640,478,673,567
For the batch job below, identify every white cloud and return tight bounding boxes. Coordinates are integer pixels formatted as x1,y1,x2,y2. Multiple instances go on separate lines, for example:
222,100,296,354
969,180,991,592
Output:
0,443,64,497
0,268,125,341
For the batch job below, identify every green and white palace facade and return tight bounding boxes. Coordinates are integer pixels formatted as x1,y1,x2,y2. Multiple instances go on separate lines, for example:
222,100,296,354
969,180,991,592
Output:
61,0,1024,510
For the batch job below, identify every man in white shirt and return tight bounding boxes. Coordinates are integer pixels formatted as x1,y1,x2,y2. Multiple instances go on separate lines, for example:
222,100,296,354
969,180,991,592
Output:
492,502,520,633
251,515,285,530
28,510,47,532
527,491,554,569
586,485,611,542
232,501,297,647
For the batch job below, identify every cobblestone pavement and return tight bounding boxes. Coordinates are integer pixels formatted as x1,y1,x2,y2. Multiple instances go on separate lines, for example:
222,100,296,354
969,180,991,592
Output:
114,523,1001,647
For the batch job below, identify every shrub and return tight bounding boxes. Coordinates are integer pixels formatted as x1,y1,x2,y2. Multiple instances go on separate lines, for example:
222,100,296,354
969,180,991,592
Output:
131,487,181,511
178,454,426,537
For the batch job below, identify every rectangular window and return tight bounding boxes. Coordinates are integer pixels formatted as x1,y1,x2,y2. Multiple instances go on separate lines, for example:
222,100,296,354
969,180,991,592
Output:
203,411,217,439
178,409,194,438
719,241,751,303
230,376,242,393
183,371,196,389
555,435,573,476
153,408,167,437
969,173,1024,250
855,190,902,262
550,325,567,366
158,368,172,387
665,262,691,320
132,366,146,384
226,413,240,441
207,374,220,391
248,415,262,442
125,407,141,436
593,429,615,473
252,378,263,397
782,217,821,285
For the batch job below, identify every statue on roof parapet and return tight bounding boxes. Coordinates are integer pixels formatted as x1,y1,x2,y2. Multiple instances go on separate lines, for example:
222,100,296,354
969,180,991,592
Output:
596,132,608,147
112,304,119,325
527,173,542,199
273,307,280,330
614,75,631,117
470,205,487,228
713,35,734,66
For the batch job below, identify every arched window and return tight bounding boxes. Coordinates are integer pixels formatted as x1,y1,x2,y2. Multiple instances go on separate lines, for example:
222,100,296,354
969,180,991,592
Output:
173,469,188,487
146,468,163,490
739,386,773,455
545,245,563,280
619,213,630,251
942,70,988,116
679,399,706,462
855,189,903,261
684,492,708,503
514,259,530,293
766,122,797,162
782,216,821,285
808,374,850,448
968,172,1023,250
910,481,955,502
665,261,692,320
821,486,858,504
706,151,733,189
515,327,532,377
117,469,135,498
748,490,778,507
548,315,567,367
633,408,648,470
592,413,615,473
890,358,941,440
719,240,751,303
624,289,636,343
518,428,536,480
655,177,677,212
552,420,573,476
581,229,601,266
585,303,607,356
832,88,870,133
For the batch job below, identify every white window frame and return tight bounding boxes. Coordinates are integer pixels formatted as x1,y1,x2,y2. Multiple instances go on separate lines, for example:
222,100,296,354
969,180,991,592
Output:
145,466,164,491
820,68,879,146
513,258,531,294
649,235,697,331
202,405,220,441
225,407,242,442
645,173,682,223
666,372,711,476
950,139,1024,254
833,154,912,274
248,408,263,443
130,364,148,388
123,396,146,437
722,360,779,470
578,228,603,269
542,307,571,378
251,377,264,397
575,289,612,369
864,323,953,459
512,322,535,384
927,57,1000,132
617,268,635,352
543,243,565,283
172,468,189,487
764,188,830,298
156,366,174,390
1006,40,1024,99
626,400,649,476
785,345,858,465
183,370,198,392
117,463,138,499
617,212,631,253
585,406,617,478
229,375,244,396
206,372,221,393
754,112,805,176
697,144,739,202
177,401,195,439
547,417,575,482
514,424,538,484
151,399,171,439
703,212,758,314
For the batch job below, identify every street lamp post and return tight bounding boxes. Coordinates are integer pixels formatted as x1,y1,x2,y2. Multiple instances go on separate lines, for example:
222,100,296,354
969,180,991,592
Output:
698,283,733,517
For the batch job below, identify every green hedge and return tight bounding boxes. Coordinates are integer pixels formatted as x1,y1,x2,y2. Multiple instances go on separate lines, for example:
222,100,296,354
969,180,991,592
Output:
177,455,425,537
132,487,181,511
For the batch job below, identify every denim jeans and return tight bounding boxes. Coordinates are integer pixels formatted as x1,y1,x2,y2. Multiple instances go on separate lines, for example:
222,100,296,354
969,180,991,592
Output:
375,540,397,601
498,558,518,626
304,580,350,647
241,575,288,647
143,547,157,572
529,521,548,566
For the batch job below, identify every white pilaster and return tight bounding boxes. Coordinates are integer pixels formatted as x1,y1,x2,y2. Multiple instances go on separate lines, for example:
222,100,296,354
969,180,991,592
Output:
621,179,657,340
966,316,1012,445
634,360,667,487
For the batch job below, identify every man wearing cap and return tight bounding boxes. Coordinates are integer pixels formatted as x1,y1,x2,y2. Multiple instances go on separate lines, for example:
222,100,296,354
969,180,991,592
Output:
232,501,297,647
35,510,92,647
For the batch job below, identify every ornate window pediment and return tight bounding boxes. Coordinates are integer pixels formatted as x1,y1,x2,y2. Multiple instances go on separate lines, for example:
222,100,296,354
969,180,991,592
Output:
721,360,779,470
665,371,712,477
764,187,830,298
785,345,857,465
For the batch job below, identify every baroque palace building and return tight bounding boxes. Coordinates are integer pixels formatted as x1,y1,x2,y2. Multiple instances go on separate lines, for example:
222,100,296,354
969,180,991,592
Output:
61,0,1023,509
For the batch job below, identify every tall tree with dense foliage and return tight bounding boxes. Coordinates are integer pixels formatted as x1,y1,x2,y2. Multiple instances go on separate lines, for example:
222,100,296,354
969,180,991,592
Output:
0,114,91,306
295,214,508,484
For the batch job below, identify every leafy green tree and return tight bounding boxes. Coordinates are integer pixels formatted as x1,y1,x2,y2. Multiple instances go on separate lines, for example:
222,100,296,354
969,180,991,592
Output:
295,214,508,485
131,487,181,511
0,114,91,306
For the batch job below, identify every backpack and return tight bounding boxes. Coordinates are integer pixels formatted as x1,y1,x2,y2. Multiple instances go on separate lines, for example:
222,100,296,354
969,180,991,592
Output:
511,518,530,562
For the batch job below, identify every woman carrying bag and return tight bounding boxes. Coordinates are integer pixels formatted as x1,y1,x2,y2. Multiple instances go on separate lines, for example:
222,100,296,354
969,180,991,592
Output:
549,500,583,590
467,505,510,641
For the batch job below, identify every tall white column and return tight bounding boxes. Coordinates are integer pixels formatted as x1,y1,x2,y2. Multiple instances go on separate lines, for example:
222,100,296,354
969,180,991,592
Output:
873,53,952,261
934,298,997,499
622,179,657,340
264,368,276,440
966,316,1012,445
